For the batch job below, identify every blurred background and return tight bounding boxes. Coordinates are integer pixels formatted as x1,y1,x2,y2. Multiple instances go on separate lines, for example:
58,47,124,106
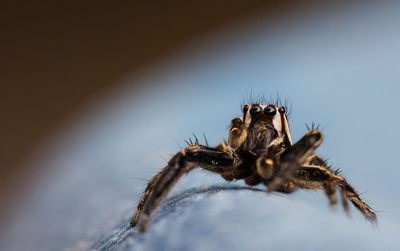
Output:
1,1,400,250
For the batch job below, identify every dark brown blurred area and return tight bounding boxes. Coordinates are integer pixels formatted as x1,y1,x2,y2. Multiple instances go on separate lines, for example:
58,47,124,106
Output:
0,1,311,220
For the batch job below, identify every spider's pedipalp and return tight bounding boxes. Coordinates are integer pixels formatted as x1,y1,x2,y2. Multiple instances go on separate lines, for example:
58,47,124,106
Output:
228,118,247,149
256,157,274,179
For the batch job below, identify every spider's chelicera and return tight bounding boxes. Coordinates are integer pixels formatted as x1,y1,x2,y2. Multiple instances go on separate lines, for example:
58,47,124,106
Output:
131,102,377,232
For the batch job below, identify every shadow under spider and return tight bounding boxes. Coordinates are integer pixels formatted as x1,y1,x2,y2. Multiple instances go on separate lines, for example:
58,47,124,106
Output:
91,184,275,250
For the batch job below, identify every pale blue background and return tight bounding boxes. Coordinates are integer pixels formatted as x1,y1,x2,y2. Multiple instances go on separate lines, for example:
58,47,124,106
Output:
3,2,400,250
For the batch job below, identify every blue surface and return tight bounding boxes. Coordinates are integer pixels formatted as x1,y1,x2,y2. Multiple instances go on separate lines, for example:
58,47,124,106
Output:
3,2,400,250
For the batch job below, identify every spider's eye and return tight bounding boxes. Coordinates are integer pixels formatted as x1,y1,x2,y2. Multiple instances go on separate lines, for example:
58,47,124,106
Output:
278,107,286,114
249,105,262,115
264,106,276,117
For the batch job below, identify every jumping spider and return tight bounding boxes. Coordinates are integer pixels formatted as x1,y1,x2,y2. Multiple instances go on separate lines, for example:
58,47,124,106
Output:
131,102,377,232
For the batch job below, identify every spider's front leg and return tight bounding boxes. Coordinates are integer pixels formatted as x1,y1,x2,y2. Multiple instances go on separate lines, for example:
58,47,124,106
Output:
131,143,235,232
266,129,323,192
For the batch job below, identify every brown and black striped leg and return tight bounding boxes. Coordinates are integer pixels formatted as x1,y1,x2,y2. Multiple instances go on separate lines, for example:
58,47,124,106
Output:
301,153,339,208
267,129,323,192
324,180,338,210
292,165,377,224
130,169,167,228
305,153,329,166
133,144,234,232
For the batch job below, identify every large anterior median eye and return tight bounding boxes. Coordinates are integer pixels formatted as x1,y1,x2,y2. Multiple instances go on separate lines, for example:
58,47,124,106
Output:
264,106,276,117
249,105,262,115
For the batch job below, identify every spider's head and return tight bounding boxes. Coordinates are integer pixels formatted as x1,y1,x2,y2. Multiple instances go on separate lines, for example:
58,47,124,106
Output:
242,104,292,147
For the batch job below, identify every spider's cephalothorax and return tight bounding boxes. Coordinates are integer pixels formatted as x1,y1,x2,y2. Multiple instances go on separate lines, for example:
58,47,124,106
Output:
130,103,377,232
234,104,292,153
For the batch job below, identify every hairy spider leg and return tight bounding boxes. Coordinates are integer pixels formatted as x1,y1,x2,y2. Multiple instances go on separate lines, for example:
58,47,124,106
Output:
292,165,377,224
130,168,168,228
302,153,338,209
305,153,329,166
267,129,323,193
133,144,235,232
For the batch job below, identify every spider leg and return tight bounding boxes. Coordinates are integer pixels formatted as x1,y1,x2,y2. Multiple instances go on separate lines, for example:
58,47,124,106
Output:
300,153,338,208
324,179,338,210
292,165,377,224
130,167,170,228
132,143,234,232
304,153,329,166
267,129,323,192
340,188,350,214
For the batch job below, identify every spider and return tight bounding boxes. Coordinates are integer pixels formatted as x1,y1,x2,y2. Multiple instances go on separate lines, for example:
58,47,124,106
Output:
130,102,377,232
